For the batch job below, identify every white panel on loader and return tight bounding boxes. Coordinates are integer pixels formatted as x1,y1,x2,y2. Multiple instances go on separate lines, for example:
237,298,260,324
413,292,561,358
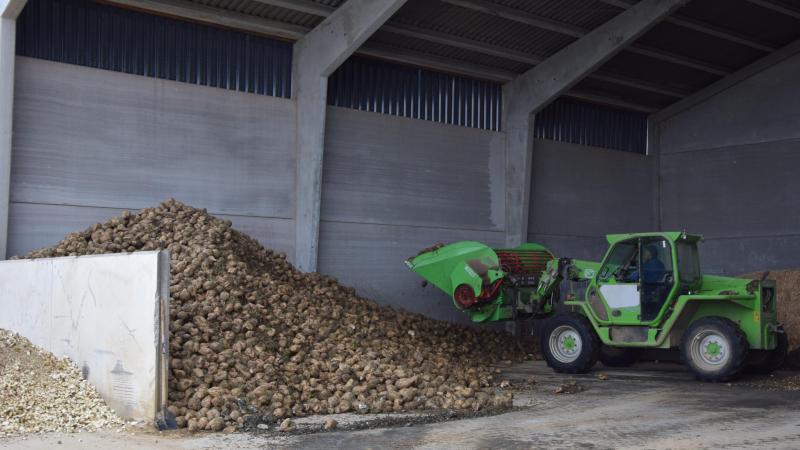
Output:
599,284,640,309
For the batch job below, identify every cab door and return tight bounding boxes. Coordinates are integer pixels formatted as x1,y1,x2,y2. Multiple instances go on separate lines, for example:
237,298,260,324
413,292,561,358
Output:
594,237,676,325
595,238,642,325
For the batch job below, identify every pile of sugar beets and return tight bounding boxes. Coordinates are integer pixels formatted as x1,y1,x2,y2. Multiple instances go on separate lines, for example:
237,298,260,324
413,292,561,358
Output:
19,200,524,431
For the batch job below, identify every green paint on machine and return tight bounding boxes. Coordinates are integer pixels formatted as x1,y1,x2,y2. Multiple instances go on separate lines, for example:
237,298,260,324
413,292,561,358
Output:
405,232,787,382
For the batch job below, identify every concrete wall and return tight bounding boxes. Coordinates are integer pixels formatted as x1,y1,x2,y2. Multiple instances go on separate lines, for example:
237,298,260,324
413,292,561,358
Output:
656,51,800,274
0,251,170,421
8,58,510,324
9,57,295,258
527,138,655,261
319,107,506,324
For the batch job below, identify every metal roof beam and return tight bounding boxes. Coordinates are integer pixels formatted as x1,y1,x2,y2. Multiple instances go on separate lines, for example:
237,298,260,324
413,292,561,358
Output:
440,0,584,37
563,91,660,113
358,43,517,81
599,0,778,52
440,0,731,75
743,0,800,20
249,0,335,17
105,0,308,40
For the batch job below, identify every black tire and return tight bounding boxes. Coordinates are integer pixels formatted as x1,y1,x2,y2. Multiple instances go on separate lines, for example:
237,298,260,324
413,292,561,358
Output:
746,325,788,374
540,313,599,374
599,345,641,367
681,316,748,382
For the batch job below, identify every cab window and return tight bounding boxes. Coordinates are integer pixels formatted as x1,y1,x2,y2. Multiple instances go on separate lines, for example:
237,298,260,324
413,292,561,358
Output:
599,240,638,282
676,241,701,286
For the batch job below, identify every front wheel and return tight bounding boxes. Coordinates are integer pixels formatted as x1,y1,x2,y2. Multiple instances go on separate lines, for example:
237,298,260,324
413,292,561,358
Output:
681,317,748,382
540,313,599,373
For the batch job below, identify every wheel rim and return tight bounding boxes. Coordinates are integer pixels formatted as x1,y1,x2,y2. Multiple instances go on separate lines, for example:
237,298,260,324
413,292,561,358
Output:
549,325,582,364
690,330,730,370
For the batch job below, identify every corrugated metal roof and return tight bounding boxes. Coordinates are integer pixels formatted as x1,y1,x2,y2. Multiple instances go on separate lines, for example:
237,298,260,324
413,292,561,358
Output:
367,30,533,74
85,0,800,114
491,0,620,30
189,0,323,28
391,0,575,58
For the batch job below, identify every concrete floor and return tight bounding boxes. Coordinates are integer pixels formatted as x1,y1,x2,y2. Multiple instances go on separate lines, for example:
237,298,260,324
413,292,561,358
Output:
3,361,800,449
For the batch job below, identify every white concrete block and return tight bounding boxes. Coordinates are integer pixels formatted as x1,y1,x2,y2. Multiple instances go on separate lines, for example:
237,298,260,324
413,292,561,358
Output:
0,251,169,421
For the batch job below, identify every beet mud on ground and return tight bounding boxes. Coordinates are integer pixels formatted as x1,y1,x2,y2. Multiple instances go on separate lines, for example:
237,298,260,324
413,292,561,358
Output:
17,199,525,432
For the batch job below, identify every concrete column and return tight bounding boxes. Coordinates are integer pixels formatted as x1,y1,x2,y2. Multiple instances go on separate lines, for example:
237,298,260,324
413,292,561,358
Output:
293,0,407,272
503,0,689,247
0,0,27,259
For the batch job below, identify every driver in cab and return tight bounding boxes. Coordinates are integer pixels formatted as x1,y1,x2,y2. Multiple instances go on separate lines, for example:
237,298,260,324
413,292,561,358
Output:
627,245,666,284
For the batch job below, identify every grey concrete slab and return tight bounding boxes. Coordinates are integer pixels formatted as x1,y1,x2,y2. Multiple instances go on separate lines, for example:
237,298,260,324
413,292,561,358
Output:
11,57,296,218
659,51,800,155
317,219,505,325
660,139,800,238
528,139,654,237
697,235,800,275
322,107,505,232
7,202,125,256
8,202,294,261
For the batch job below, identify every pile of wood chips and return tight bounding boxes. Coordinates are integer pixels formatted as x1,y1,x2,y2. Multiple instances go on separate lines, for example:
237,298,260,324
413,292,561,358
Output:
0,330,121,436
19,200,524,431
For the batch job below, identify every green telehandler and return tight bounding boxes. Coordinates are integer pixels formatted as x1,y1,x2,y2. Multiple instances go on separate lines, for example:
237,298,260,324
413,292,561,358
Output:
405,232,788,382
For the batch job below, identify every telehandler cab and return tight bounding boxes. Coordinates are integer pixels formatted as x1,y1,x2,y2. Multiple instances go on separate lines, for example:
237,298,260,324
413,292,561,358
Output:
405,232,787,382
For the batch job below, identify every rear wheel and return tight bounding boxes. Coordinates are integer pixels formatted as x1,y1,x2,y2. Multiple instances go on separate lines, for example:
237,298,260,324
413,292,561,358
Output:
681,317,748,382
599,345,641,367
746,325,788,374
541,313,599,373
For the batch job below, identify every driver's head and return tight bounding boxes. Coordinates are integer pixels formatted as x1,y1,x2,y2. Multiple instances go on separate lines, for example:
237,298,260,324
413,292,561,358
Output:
644,245,658,261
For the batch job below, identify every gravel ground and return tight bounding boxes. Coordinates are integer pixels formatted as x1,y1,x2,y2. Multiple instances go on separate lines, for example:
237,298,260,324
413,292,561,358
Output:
4,361,800,450
0,330,122,436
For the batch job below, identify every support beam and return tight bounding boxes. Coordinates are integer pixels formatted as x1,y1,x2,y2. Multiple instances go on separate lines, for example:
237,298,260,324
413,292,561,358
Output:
598,0,778,52
106,0,307,40
293,0,407,272
565,91,660,113
250,0,334,17
743,0,800,20
358,43,517,82
503,0,688,247
441,0,733,76
1,0,28,259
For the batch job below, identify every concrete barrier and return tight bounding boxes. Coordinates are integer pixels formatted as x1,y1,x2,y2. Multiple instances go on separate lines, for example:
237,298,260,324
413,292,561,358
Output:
0,251,170,422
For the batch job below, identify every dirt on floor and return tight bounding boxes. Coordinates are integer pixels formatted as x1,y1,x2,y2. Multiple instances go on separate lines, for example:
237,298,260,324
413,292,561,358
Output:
4,361,800,450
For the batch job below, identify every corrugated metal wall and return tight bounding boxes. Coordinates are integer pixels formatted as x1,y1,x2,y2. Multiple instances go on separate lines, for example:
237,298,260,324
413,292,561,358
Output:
533,98,648,154
15,0,293,98
328,56,503,131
